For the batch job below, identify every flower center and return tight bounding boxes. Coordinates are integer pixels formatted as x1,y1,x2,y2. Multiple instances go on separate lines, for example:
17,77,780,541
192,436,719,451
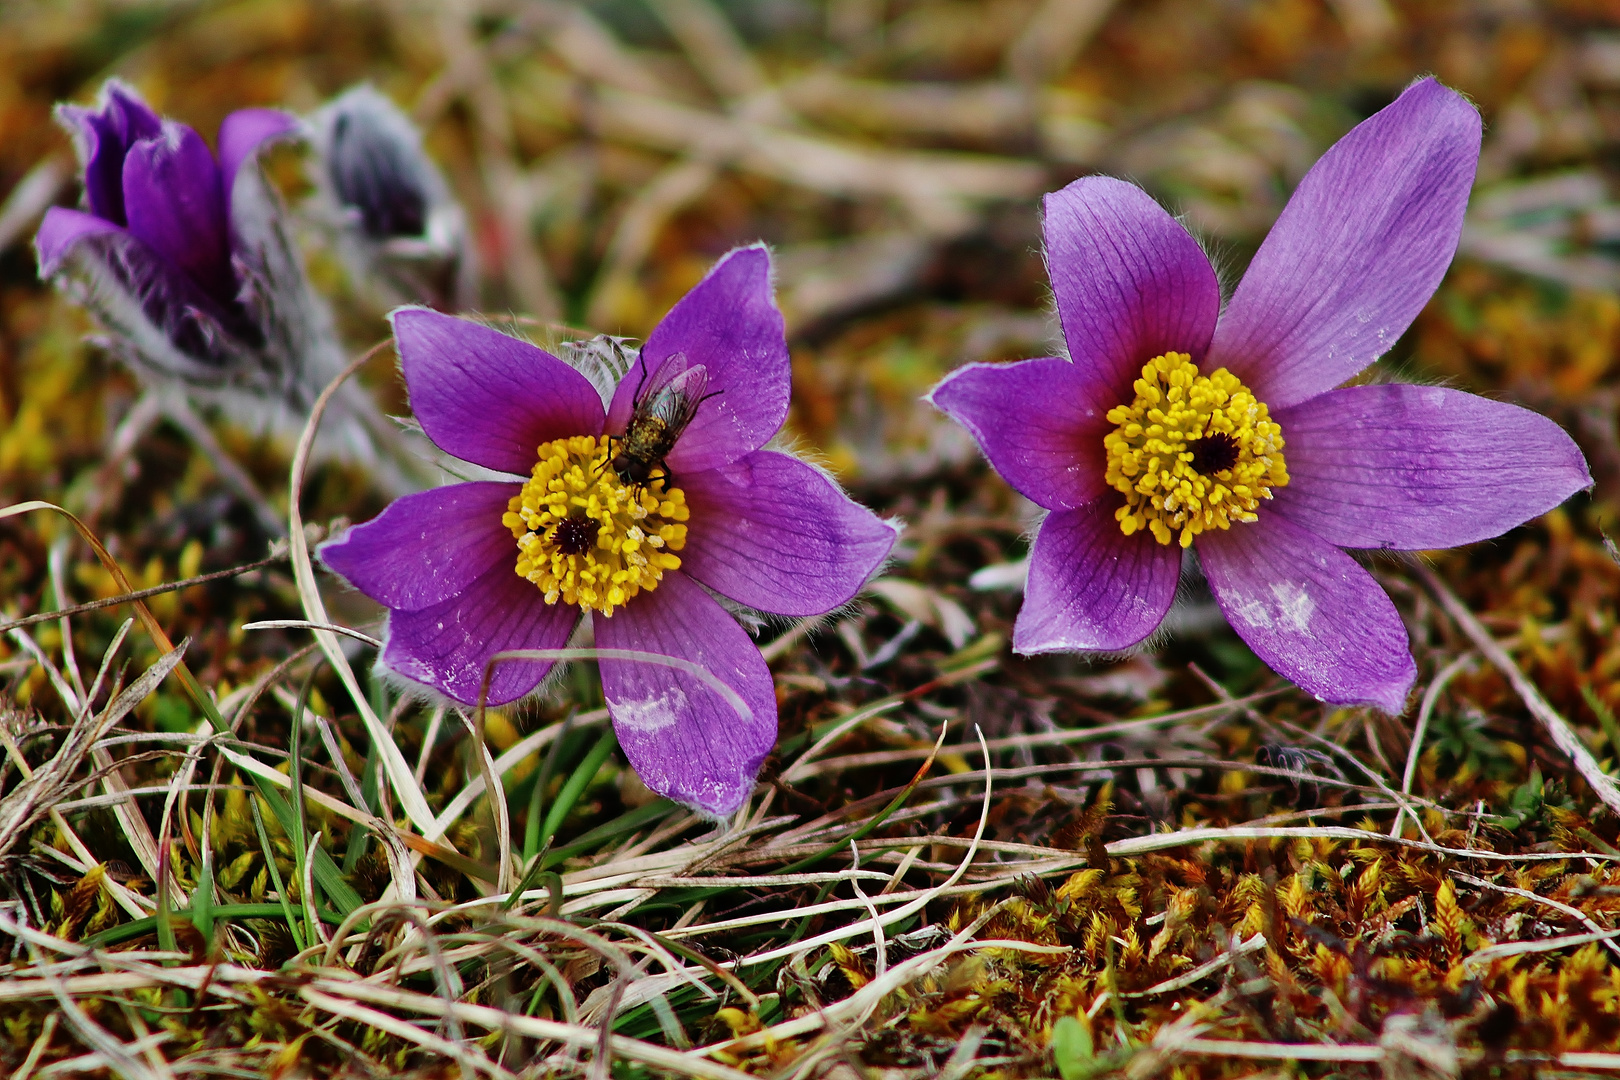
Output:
1102,352,1288,549
502,435,689,617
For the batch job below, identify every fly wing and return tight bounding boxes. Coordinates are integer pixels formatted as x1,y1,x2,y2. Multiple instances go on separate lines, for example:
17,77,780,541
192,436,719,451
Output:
644,362,711,434
633,351,692,401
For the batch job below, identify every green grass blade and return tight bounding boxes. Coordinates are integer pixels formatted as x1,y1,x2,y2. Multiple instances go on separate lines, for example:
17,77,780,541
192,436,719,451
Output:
524,713,576,865
288,674,315,913
343,734,379,874
539,727,616,850
541,799,676,869
192,854,214,941
249,794,305,954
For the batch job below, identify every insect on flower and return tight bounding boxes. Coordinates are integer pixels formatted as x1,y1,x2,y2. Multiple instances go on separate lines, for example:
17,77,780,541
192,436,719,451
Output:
608,354,720,490
319,245,898,815
929,77,1592,713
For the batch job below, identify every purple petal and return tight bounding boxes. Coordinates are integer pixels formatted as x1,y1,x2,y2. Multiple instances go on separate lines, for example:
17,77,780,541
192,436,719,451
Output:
1208,79,1482,410
928,357,1114,511
1199,515,1415,713
319,482,522,612
596,571,777,816
1014,501,1181,653
1273,384,1592,550
383,560,578,707
607,245,789,474
57,80,162,225
392,307,607,474
122,121,234,304
217,108,300,209
36,207,125,277
36,208,257,370
679,451,896,616
1044,176,1220,401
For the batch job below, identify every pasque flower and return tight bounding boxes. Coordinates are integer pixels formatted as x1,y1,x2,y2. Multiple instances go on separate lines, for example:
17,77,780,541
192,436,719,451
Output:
308,84,474,311
320,246,896,814
36,80,341,410
930,78,1590,712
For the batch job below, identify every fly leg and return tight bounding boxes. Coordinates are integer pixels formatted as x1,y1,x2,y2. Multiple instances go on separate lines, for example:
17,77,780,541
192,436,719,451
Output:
595,435,617,479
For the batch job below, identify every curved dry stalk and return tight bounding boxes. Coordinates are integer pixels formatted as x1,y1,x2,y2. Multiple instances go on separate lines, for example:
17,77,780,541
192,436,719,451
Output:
451,706,512,895
1418,563,1620,815
283,338,439,842
1104,824,1618,862
0,554,286,635
429,707,610,835
479,647,756,729
240,620,383,647
1452,870,1620,961
301,988,510,1080
1393,652,1476,838
785,693,1272,780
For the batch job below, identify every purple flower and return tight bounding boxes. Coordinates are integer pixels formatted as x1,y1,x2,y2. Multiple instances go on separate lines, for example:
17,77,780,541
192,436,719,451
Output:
320,246,897,814
929,78,1591,713
35,81,335,405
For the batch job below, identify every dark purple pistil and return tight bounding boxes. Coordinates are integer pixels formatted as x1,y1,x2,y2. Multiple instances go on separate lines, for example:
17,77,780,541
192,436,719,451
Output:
552,517,597,555
1189,433,1240,475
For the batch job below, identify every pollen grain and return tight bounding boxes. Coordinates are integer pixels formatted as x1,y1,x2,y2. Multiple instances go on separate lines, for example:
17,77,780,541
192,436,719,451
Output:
503,434,688,616
1103,352,1288,548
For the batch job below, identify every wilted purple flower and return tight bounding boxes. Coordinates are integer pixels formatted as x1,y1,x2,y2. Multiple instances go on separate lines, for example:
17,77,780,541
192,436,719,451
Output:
930,78,1591,713
36,81,341,411
309,84,474,311
320,246,897,814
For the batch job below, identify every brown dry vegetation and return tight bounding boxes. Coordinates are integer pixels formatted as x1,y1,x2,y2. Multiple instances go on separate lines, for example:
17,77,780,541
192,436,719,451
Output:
4,0,1620,1077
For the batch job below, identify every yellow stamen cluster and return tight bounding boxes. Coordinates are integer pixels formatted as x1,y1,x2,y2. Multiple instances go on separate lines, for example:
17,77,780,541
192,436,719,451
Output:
1103,352,1288,549
503,434,688,617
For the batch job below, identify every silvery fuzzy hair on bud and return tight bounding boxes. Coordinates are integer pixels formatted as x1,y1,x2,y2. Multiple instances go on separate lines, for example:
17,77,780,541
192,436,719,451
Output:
308,84,475,312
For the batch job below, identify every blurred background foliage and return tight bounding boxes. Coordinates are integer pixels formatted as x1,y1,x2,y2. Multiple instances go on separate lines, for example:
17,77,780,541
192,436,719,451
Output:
5,0,1620,1075
4,0,1620,496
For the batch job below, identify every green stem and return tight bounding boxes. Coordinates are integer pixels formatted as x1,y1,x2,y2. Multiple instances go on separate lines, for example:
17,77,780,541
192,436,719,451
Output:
249,795,305,953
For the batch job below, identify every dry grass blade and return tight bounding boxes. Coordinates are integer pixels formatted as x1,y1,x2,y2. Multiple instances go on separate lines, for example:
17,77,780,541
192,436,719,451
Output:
1120,932,1267,998
0,635,182,858
1418,563,1620,814
590,87,1046,205
240,619,383,647
1393,652,1474,837
1103,824,1616,862
1452,870,1620,961
299,988,514,1080
707,924,1067,1056
647,0,771,102
1005,0,1120,84
297,979,759,1080
283,340,439,835
8,5,1620,1075
0,552,285,634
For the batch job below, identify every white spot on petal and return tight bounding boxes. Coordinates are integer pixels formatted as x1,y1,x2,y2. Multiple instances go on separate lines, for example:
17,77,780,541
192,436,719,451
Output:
613,686,688,733
1269,581,1316,634
1232,593,1272,630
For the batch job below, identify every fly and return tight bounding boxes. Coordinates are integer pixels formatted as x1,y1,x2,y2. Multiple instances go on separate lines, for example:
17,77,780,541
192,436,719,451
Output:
608,353,719,489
